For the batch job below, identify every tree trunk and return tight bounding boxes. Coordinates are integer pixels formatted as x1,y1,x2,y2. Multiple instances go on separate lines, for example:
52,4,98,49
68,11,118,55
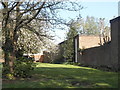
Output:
2,2,17,74
2,21,16,74
3,37,16,74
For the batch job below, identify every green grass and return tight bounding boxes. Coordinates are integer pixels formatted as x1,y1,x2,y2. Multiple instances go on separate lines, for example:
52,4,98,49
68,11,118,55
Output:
2,63,119,88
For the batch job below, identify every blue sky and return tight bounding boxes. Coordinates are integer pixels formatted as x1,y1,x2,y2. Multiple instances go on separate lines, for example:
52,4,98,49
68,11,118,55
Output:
0,1,118,44
81,2,117,20
54,1,118,44
56,2,118,22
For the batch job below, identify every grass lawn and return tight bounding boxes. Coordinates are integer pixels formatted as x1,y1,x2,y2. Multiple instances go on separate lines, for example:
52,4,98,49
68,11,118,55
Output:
2,63,119,88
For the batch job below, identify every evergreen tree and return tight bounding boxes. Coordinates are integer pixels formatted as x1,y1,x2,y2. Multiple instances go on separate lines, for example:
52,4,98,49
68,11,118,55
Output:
62,20,78,62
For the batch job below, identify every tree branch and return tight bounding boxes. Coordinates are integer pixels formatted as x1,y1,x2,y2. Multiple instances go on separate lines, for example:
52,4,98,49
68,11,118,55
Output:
8,2,22,12
24,1,46,25
1,2,6,8
15,1,46,32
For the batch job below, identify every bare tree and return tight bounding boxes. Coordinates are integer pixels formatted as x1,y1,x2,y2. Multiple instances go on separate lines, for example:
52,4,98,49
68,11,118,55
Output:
1,1,83,73
98,18,111,45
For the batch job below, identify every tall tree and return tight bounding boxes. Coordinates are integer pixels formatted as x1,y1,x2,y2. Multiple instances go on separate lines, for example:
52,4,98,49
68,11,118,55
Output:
98,18,111,45
1,1,83,73
74,16,111,44
62,20,78,62
84,16,99,35
77,16,99,35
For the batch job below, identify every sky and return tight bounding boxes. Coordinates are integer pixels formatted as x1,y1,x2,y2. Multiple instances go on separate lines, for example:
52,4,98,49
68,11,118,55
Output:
0,1,118,44
53,1,118,44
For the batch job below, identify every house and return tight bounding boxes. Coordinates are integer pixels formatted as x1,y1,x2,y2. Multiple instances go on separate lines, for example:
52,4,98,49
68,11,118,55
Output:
75,16,119,70
33,54,44,62
23,53,44,62
58,34,106,62
74,35,109,62
77,35,105,49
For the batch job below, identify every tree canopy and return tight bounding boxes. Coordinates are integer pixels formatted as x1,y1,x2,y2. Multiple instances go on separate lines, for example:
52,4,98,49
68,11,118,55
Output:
0,1,83,74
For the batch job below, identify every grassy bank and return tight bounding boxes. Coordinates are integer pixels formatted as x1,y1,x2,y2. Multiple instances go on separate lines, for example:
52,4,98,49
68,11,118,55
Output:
2,63,118,88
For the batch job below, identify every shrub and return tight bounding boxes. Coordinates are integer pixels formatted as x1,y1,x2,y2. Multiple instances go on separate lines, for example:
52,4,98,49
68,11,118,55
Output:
2,63,10,78
13,57,35,78
2,56,35,79
6,73,15,80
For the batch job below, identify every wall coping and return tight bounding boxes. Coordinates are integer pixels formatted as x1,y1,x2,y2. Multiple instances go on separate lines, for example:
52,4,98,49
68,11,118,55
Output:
110,16,120,23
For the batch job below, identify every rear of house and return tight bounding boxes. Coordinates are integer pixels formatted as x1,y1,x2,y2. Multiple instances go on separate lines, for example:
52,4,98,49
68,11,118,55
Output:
78,35,104,49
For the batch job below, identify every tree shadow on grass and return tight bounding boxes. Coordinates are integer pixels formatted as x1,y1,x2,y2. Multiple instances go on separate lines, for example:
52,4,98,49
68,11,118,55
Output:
2,66,118,88
31,66,118,88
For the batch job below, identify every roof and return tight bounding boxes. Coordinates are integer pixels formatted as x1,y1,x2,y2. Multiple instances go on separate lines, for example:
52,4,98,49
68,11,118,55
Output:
58,40,67,45
110,16,120,23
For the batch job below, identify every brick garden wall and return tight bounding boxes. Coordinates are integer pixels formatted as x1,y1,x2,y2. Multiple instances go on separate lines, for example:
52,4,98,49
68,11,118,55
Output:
78,43,111,68
77,16,120,70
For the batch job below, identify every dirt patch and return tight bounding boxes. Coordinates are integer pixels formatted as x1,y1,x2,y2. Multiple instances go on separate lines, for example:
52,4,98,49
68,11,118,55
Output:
71,81,91,87
2,76,51,84
2,79,18,84
65,77,74,80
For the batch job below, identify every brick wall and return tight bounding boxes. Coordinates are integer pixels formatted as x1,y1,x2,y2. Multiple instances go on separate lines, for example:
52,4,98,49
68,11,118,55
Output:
77,16,120,70
79,35,104,49
78,43,111,67
110,17,119,69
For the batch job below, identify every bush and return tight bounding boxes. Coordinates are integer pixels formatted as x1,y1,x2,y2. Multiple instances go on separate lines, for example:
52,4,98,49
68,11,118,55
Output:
13,57,35,78
2,64,10,78
6,73,15,80
2,56,35,79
